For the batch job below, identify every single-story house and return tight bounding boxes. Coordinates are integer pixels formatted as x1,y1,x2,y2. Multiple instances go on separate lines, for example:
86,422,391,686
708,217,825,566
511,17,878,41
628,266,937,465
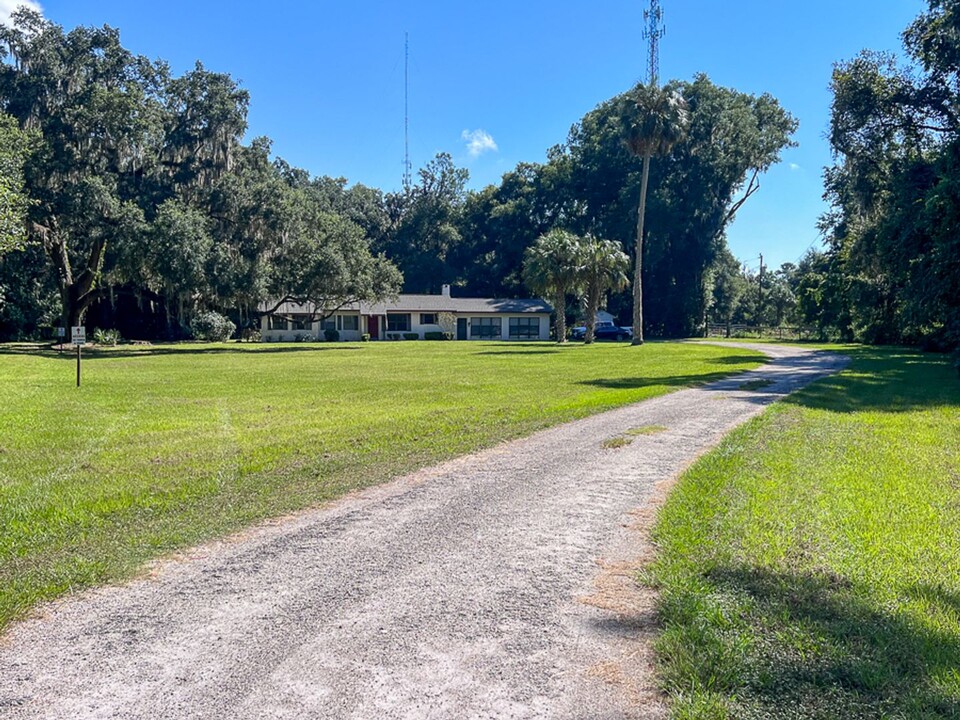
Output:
260,285,553,342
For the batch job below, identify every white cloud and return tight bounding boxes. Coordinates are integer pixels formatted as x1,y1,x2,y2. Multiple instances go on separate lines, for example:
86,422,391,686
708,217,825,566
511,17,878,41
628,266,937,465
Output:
0,0,42,25
461,129,498,158
789,163,801,171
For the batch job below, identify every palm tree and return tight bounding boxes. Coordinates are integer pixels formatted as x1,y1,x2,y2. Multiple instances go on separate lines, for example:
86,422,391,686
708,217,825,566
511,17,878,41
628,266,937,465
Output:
620,84,689,345
581,235,630,344
522,229,583,343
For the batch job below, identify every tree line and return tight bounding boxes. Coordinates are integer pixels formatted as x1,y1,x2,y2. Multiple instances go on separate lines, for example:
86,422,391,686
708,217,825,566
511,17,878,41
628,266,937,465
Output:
791,0,960,350
0,9,799,342
4,5,954,350
0,9,401,341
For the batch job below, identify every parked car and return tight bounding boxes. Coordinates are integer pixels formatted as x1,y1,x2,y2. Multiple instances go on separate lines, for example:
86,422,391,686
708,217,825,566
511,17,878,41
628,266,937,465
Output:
570,321,633,341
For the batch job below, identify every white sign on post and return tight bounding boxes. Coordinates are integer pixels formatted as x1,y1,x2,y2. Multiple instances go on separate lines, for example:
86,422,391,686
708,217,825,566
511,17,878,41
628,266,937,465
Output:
71,326,86,346
56,327,66,338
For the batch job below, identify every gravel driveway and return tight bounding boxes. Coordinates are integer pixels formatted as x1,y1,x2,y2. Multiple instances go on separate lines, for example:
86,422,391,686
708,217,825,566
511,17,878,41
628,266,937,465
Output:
0,344,846,720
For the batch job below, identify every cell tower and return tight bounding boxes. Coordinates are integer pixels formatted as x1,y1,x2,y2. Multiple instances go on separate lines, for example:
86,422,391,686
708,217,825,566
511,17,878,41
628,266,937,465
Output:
643,0,665,87
403,32,412,191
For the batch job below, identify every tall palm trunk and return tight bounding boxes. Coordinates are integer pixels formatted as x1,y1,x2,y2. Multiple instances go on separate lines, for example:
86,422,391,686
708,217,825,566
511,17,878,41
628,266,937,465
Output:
585,284,601,344
554,292,567,343
632,153,652,345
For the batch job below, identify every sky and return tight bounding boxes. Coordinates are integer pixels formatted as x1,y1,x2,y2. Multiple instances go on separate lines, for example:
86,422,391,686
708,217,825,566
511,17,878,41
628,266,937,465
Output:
5,0,925,270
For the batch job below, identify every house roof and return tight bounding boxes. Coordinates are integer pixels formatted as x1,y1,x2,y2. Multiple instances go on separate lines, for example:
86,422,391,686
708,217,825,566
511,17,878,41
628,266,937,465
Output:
263,295,553,315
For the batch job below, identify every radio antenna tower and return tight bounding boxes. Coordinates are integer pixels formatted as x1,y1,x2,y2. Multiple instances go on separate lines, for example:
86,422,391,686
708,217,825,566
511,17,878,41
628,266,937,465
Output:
643,0,665,87
402,32,412,191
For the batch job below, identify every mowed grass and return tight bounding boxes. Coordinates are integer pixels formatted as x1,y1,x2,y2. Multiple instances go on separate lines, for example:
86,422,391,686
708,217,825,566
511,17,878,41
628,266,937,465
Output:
649,346,960,719
0,340,764,630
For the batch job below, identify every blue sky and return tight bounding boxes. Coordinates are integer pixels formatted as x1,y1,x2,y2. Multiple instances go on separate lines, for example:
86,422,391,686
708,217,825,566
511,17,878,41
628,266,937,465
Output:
9,0,923,269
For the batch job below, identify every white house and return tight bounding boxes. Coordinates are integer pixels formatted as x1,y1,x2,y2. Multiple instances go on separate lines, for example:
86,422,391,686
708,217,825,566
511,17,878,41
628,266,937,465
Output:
596,310,616,325
260,285,552,342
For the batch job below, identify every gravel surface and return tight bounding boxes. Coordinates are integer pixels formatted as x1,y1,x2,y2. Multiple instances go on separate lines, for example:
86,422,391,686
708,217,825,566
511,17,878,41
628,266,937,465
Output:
0,344,846,720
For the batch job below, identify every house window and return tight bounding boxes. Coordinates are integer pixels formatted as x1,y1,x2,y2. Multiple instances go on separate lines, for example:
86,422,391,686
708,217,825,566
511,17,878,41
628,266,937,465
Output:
420,313,437,325
509,317,540,339
269,315,288,331
341,315,359,331
387,313,411,332
322,317,337,331
292,314,311,331
470,317,502,339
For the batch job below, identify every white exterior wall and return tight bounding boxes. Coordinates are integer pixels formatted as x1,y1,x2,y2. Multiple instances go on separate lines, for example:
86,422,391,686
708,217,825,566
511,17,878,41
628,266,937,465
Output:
381,313,550,341
382,312,445,340
260,312,362,342
459,313,550,341
262,311,551,342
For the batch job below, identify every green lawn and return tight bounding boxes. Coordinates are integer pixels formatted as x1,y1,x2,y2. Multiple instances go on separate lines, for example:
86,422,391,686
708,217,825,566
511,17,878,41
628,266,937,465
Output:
649,346,960,719
0,339,764,630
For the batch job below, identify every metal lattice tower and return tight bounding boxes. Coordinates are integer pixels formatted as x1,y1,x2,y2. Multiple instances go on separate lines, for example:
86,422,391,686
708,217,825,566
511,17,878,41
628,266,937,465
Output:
403,32,412,192
643,0,665,87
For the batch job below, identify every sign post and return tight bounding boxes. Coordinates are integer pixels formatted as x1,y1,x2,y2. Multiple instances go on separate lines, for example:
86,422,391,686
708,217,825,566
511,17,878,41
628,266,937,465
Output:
71,326,85,387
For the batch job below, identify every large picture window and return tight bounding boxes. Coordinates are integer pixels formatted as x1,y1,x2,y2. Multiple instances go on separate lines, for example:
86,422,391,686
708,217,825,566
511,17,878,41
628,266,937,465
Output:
269,315,288,331
387,313,411,332
292,315,311,331
509,317,540,339
340,315,359,331
470,317,502,339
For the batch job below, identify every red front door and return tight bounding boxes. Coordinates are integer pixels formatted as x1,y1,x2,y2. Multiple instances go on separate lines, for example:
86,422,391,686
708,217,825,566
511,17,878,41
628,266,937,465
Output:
367,315,379,340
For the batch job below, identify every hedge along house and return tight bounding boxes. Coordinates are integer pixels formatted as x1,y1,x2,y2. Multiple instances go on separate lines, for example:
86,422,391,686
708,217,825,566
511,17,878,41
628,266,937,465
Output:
260,285,552,342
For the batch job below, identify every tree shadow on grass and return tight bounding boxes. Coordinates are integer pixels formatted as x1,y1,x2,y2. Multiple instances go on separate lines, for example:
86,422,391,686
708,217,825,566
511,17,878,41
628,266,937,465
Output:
579,369,758,391
698,565,960,719
579,353,765,391
477,350,562,356
783,347,960,414
472,342,559,351
0,344,363,360
708,354,774,365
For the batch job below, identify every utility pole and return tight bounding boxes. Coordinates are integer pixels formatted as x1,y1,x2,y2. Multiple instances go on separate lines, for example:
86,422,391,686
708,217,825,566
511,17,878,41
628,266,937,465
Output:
402,32,412,192
643,0,665,87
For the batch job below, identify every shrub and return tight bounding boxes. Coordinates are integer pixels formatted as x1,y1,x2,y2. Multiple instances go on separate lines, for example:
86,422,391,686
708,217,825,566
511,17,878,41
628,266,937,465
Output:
93,328,121,346
324,328,340,342
424,331,453,341
386,333,402,341
240,328,261,343
437,311,457,336
403,333,419,341
952,348,960,378
191,311,236,342
295,332,314,342
361,333,371,342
